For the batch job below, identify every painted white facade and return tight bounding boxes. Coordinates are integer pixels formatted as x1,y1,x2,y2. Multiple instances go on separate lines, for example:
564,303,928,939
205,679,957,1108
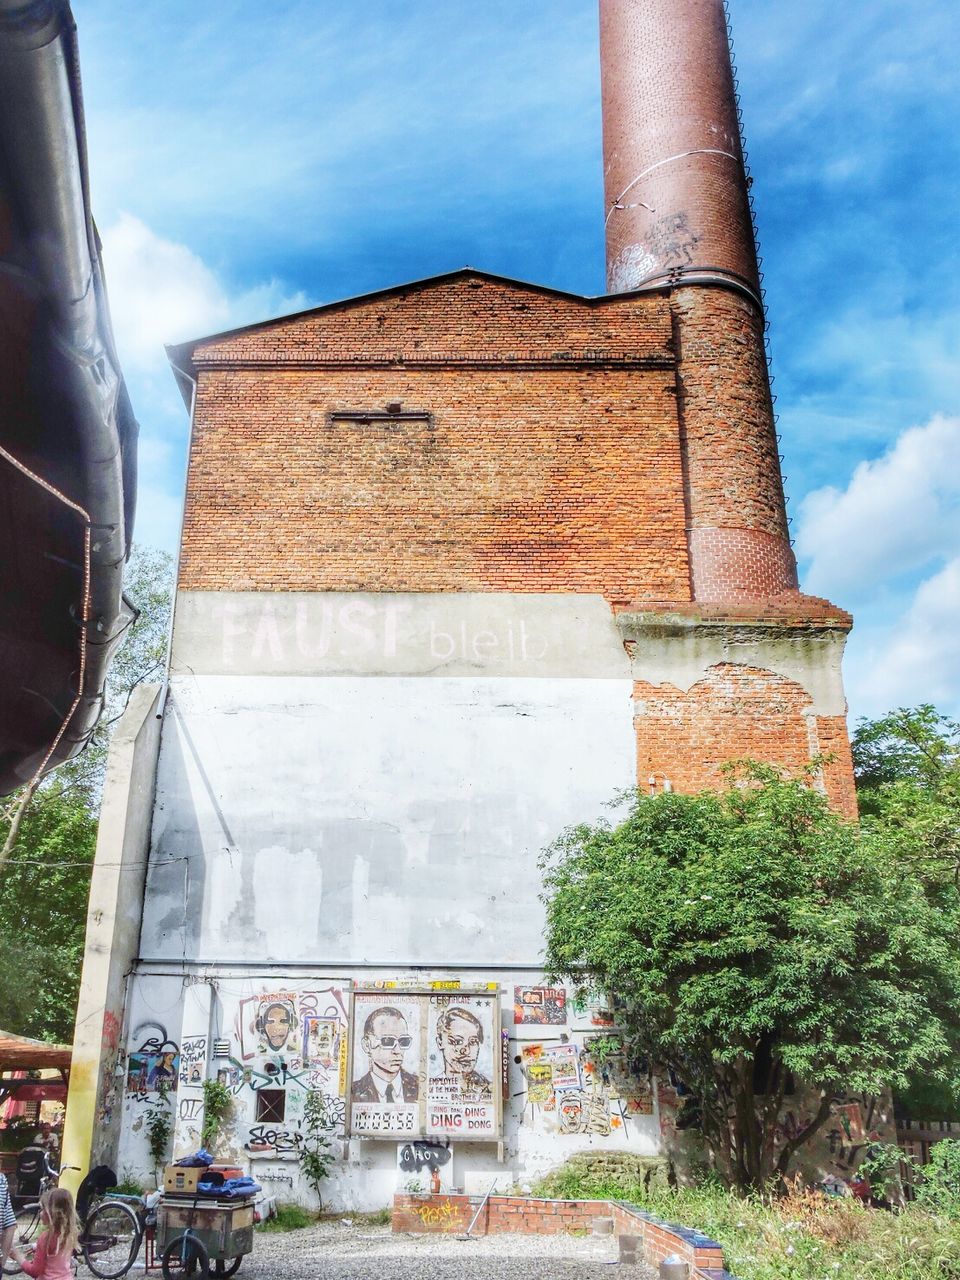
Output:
72,588,856,1206
96,591,670,1206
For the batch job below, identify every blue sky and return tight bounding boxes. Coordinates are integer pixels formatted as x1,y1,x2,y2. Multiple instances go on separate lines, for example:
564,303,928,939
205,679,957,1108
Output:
75,0,959,724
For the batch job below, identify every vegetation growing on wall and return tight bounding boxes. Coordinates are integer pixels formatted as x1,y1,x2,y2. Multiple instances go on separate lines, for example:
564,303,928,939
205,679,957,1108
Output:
200,1078,233,1151
299,1091,335,1206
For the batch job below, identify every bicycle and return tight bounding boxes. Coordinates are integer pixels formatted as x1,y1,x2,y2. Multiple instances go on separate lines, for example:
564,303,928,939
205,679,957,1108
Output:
2,1160,143,1280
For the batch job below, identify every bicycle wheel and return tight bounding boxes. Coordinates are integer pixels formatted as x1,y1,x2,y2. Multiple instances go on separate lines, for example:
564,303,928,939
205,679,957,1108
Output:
81,1201,142,1279
1,1203,42,1275
161,1236,210,1279
211,1259,242,1278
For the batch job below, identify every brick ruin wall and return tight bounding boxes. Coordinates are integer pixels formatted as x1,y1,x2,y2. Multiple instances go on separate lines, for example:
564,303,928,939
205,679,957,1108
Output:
634,663,857,820
176,274,856,815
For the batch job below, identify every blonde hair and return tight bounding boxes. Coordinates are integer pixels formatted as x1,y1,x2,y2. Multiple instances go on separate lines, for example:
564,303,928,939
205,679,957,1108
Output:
41,1188,79,1257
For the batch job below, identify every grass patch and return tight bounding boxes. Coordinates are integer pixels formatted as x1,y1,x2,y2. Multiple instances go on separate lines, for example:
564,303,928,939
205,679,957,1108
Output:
319,1208,392,1227
257,1203,318,1232
533,1170,960,1280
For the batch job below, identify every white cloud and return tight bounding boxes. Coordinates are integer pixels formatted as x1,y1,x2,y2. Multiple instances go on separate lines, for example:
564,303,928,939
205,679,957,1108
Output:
796,415,960,596
101,213,307,373
845,558,960,719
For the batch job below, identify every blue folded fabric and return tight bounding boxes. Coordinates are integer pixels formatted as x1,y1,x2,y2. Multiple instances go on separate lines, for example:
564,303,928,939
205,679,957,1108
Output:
174,1149,214,1167
196,1177,261,1199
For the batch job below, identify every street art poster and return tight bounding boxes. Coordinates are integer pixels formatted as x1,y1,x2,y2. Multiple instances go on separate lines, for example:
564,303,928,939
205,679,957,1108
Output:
348,992,422,1136
426,993,497,1139
526,1061,554,1105
126,1052,179,1094
346,987,502,1141
513,985,566,1025
238,991,301,1061
303,1016,340,1070
556,1087,612,1136
569,990,616,1028
544,1043,580,1091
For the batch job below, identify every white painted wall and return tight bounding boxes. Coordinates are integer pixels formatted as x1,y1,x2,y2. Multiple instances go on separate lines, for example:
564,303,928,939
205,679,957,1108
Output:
114,590,655,1203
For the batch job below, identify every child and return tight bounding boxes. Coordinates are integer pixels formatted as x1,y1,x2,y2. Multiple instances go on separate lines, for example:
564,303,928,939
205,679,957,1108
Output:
13,1188,77,1280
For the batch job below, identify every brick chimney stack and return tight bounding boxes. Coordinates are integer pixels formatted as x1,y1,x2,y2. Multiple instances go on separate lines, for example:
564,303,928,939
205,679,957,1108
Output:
600,0,798,602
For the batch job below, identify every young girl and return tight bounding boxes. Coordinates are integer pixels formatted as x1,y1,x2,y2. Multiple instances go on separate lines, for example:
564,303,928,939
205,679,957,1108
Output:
14,1188,77,1280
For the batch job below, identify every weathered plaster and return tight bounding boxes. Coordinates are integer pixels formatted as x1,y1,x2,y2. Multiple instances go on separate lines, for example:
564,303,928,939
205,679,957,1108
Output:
141,673,635,965
171,591,632,679
617,613,850,716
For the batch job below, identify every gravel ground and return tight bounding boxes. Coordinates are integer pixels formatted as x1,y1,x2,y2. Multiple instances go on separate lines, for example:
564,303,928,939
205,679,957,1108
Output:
228,1218,660,1280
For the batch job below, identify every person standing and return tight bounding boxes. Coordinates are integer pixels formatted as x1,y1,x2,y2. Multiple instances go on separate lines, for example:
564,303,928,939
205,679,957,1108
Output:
0,1168,17,1271
10,1188,77,1280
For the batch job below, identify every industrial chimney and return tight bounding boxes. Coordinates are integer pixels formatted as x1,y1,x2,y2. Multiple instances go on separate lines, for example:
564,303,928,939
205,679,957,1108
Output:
600,0,798,602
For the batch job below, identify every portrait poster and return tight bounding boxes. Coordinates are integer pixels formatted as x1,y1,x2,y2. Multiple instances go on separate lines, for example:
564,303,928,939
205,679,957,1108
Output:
513,985,567,1025
303,1016,340,1070
346,987,502,1141
425,993,497,1139
348,992,422,1136
238,991,300,1061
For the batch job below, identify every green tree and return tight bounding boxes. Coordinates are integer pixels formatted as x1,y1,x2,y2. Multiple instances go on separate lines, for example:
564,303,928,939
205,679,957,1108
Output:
0,546,173,1041
853,705,960,882
853,706,960,1119
0,788,98,1040
540,765,960,1193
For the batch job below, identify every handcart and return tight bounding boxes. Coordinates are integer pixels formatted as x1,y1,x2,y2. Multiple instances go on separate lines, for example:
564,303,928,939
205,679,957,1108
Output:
156,1197,254,1279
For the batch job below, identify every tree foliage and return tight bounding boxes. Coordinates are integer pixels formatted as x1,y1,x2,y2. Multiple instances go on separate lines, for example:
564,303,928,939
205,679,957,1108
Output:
540,764,960,1192
853,705,960,884
0,546,173,1041
853,705,960,1120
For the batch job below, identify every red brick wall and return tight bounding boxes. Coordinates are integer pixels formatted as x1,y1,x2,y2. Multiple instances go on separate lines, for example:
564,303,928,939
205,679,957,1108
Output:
392,1194,732,1277
177,275,797,604
177,278,691,599
634,663,858,818
672,289,796,601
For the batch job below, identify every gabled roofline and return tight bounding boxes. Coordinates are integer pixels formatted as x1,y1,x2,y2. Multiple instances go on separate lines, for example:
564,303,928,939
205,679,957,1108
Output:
164,266,673,404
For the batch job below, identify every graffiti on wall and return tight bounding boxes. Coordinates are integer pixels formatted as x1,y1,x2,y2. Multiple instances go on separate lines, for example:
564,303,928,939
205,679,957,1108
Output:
515,1031,660,1140
231,985,349,1154
179,1037,207,1087
397,1139,453,1193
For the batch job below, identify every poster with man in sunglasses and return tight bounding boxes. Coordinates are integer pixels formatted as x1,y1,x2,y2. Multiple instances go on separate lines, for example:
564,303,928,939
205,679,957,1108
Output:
350,997,420,1134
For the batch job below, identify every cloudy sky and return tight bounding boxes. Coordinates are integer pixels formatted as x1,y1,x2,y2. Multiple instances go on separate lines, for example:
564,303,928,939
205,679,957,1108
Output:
75,0,959,724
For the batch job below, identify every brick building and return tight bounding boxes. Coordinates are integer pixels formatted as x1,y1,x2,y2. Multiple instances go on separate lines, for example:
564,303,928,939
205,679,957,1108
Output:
64,0,856,1207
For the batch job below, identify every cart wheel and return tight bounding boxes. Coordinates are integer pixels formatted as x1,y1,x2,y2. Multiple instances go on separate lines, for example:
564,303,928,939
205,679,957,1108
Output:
211,1260,242,1278
161,1237,210,1280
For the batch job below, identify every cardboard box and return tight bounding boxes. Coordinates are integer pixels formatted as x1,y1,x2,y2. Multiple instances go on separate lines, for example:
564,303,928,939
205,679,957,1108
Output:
163,1165,203,1195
